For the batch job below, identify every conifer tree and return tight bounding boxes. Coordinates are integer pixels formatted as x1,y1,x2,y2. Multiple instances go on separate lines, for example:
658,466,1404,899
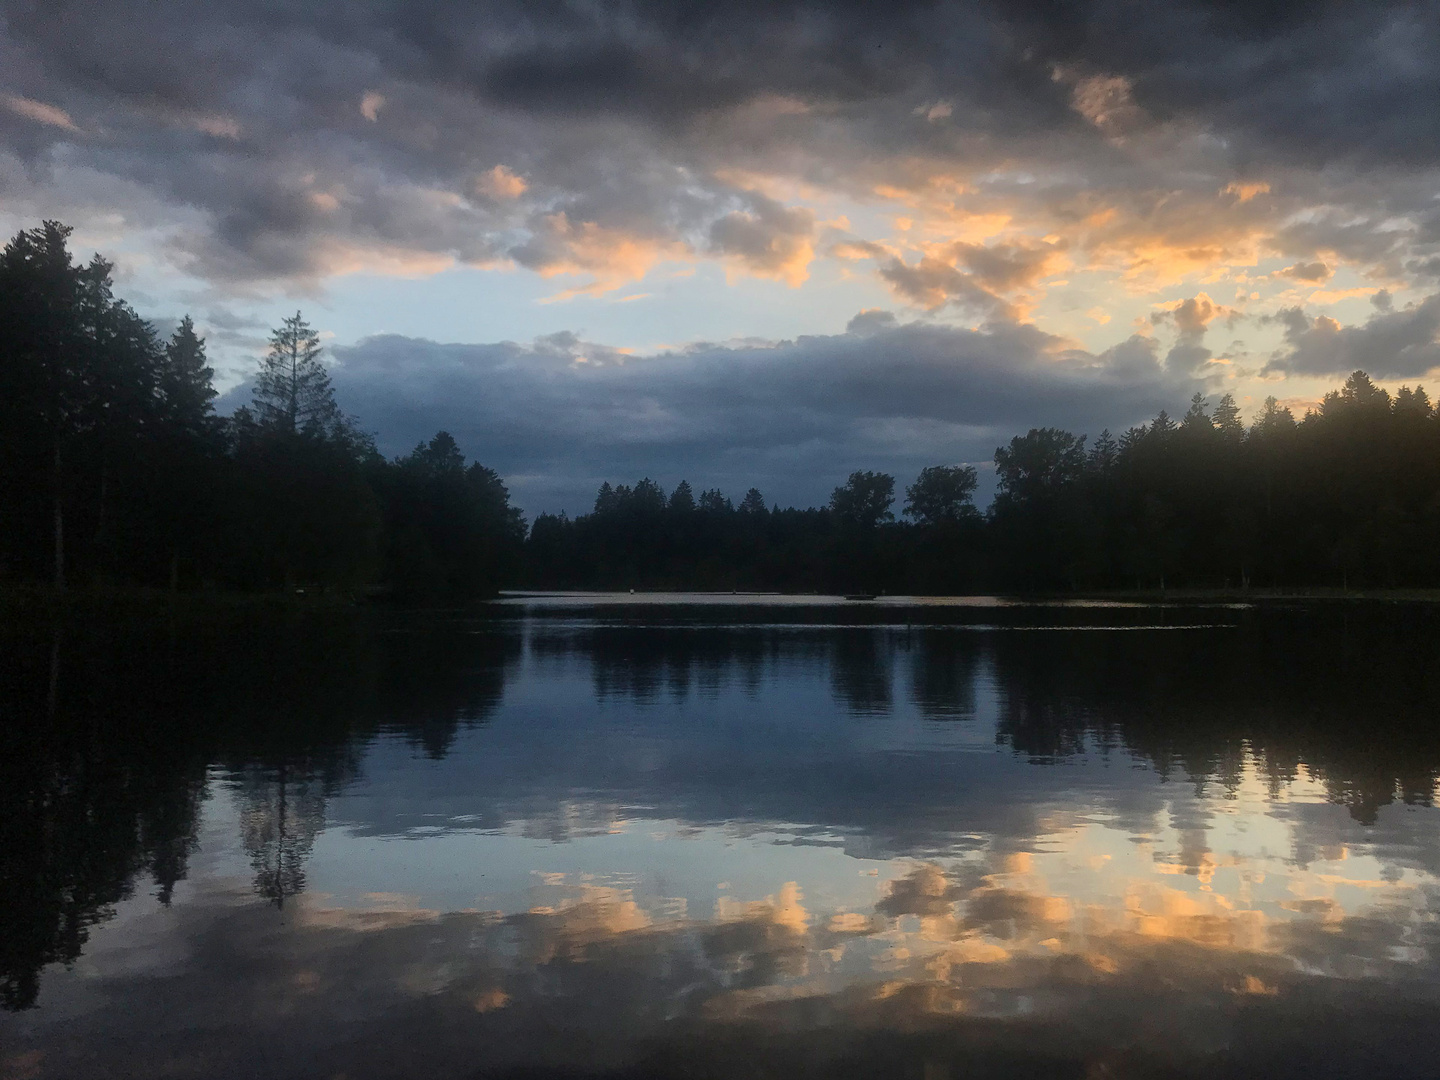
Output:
669,480,695,513
1088,430,1118,473
252,312,342,435
1213,393,1244,441
1181,393,1212,431
160,316,217,435
739,487,768,514
698,488,731,513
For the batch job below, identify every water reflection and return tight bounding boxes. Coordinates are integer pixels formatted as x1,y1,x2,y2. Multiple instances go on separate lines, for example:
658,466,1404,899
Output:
2,600,1439,1077
831,630,893,716
238,765,327,907
909,632,979,722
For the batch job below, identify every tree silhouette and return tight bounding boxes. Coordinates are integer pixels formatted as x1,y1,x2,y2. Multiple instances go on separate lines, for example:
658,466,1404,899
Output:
0,220,527,599
1181,393,1212,431
252,312,344,436
7,216,1440,599
994,429,1086,505
830,471,895,528
1213,393,1244,441
669,480,696,513
161,316,217,434
904,465,978,526
0,221,173,588
738,487,768,514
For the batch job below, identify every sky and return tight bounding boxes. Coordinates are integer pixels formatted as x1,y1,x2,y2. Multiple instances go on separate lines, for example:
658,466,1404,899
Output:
3,0,1440,515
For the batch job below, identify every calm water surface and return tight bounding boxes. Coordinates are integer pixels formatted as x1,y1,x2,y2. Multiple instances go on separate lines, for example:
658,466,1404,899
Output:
3,596,1439,1078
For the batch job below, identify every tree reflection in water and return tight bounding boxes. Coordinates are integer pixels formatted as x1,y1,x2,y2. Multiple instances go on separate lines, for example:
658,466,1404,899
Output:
1,598,1439,1078
0,605,518,1006
238,764,327,908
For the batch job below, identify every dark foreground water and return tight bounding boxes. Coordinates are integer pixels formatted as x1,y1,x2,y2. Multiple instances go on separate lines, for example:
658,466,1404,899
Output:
3,595,1440,1079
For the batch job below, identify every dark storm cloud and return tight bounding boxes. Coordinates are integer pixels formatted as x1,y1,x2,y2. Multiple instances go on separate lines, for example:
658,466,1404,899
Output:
242,317,1194,515
1264,292,1440,378
991,0,1440,166
0,0,1038,282
5,0,1440,292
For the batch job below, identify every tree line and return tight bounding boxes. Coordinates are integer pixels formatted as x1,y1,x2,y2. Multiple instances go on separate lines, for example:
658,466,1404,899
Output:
528,372,1440,593
0,221,524,601
6,219,1440,599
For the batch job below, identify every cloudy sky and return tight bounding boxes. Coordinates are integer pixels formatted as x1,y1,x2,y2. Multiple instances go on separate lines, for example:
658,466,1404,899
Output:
4,0,1440,513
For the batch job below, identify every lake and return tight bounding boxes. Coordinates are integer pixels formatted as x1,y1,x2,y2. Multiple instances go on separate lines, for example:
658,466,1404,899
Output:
3,595,1439,1078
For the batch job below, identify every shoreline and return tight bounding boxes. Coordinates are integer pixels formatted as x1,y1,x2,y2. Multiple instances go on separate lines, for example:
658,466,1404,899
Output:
8,581,1440,618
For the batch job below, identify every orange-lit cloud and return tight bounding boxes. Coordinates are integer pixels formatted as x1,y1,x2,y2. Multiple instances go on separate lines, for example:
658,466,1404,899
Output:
1062,71,1147,139
477,165,528,200
709,199,816,286
2,94,79,131
1224,181,1272,203
360,91,385,122
520,212,688,297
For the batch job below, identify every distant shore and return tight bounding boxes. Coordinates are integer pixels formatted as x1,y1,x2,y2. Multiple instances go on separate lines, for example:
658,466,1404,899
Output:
10,581,1440,619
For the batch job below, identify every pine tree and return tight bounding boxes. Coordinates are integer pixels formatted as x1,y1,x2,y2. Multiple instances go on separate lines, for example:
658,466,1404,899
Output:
161,316,217,436
1088,430,1118,473
1213,393,1244,441
1393,385,1433,419
0,221,169,587
698,488,732,513
632,478,667,514
594,481,617,515
669,480,695,513
739,487,768,514
1251,396,1296,437
1181,393,1212,431
252,312,342,435
1,222,86,588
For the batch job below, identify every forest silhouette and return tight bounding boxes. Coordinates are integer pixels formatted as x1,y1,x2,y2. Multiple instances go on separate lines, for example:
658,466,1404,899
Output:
5,219,1440,597
0,222,524,602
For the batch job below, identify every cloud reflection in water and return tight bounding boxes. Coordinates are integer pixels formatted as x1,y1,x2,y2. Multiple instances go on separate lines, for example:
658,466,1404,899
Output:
2,600,1439,1077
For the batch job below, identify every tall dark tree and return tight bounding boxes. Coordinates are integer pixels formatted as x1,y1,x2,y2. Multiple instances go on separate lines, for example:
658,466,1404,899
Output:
993,429,1087,505
1213,393,1244,441
252,312,343,436
381,431,526,601
1088,430,1118,474
160,316,217,434
669,480,695,513
152,317,221,587
738,487,768,514
830,471,895,528
228,312,381,589
0,222,91,587
1181,393,1212,432
991,429,1089,589
904,465,978,526
0,222,169,587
